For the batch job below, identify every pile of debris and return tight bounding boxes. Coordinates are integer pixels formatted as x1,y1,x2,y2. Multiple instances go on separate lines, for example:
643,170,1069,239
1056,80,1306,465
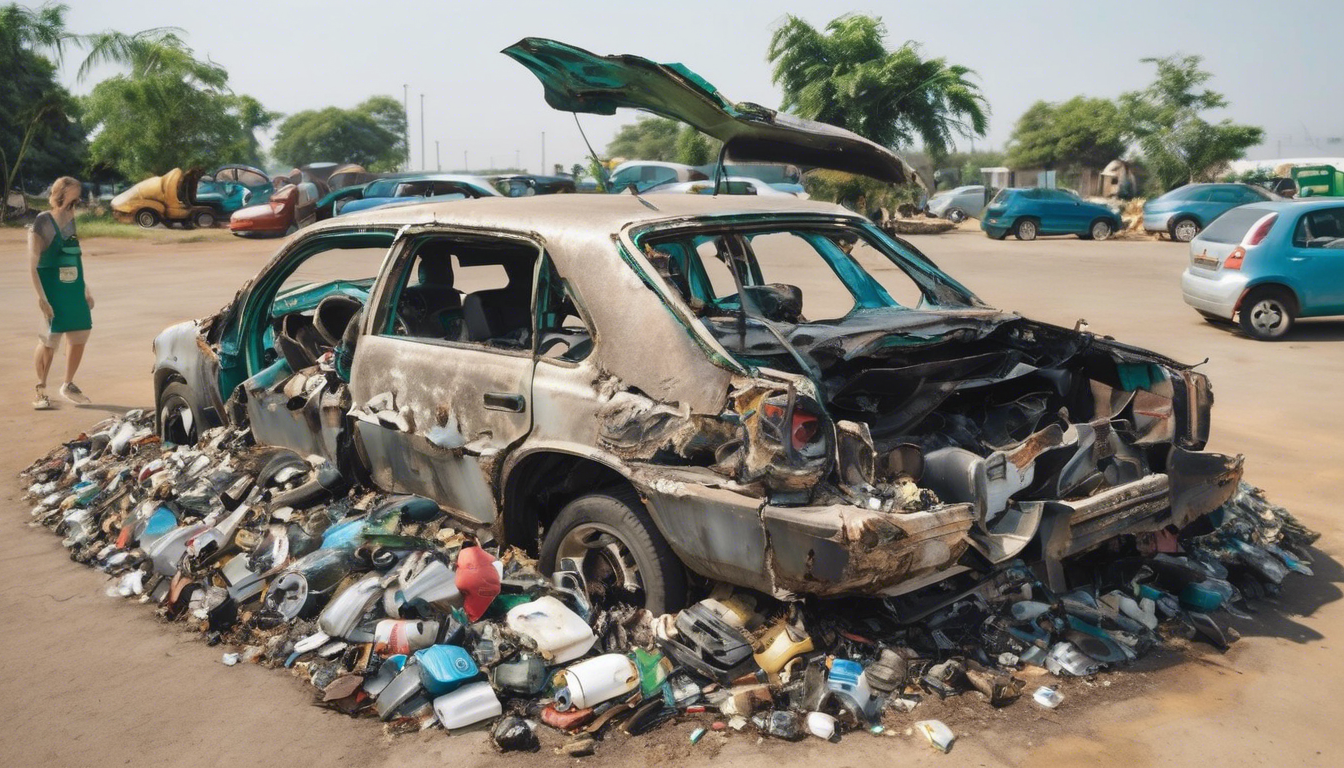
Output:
22,411,1319,755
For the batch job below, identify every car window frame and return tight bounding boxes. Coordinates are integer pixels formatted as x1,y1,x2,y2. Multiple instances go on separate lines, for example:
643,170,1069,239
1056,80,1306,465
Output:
368,225,546,360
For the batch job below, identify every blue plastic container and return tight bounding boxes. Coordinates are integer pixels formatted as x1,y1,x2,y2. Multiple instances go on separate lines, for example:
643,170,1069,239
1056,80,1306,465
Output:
415,645,479,696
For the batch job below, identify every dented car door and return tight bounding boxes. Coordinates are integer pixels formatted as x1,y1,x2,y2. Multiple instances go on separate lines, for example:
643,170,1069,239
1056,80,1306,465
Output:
349,228,541,524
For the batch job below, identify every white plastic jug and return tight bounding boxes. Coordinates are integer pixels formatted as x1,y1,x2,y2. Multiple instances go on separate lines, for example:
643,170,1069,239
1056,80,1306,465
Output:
506,596,595,664
554,653,638,711
432,680,502,730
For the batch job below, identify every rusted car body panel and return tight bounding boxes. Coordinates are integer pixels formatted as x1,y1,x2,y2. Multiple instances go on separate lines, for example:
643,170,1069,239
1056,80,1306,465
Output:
111,167,210,225
153,193,1243,600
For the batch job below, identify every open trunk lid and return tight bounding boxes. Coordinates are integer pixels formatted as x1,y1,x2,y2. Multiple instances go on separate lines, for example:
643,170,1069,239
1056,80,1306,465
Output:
503,37,918,185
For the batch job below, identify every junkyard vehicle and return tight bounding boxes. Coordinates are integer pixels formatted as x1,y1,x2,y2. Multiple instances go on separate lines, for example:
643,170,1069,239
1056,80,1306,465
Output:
927,185,988,223
606,161,707,194
1143,183,1277,242
491,174,577,197
336,174,501,216
228,182,321,238
1182,199,1344,339
153,38,1242,614
111,167,218,229
981,188,1124,241
648,176,803,197
195,165,274,217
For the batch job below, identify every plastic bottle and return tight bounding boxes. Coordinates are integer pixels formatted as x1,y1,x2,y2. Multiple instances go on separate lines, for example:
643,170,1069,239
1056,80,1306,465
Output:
506,595,596,663
554,654,639,711
432,681,502,730
415,645,479,696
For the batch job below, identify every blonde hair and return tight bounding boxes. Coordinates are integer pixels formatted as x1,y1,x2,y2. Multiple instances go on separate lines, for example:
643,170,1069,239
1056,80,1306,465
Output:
48,176,81,210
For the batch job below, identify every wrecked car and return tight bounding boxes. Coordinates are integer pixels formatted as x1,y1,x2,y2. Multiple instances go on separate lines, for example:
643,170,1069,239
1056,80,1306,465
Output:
152,39,1243,616
229,181,323,238
111,167,219,229
195,164,275,217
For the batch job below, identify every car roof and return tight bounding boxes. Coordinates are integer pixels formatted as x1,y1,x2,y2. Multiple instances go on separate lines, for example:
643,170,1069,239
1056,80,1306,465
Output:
1234,199,1344,213
305,192,851,239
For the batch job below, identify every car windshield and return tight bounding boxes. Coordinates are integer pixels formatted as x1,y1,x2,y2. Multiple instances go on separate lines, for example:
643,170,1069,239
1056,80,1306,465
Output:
1197,207,1273,244
364,180,401,197
636,220,980,371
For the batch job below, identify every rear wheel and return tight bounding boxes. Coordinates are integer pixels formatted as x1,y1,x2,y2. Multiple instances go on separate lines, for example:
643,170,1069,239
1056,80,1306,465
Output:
1238,286,1295,340
539,487,687,615
135,209,160,229
192,210,216,229
1171,217,1201,243
157,381,203,445
1014,218,1039,241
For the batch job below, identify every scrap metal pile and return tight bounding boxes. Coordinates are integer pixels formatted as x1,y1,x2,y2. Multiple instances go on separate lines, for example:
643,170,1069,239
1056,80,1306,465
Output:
22,411,1319,755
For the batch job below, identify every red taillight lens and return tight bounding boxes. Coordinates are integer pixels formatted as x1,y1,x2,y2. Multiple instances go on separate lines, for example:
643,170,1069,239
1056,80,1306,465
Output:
1245,213,1278,246
762,402,822,450
1223,246,1246,270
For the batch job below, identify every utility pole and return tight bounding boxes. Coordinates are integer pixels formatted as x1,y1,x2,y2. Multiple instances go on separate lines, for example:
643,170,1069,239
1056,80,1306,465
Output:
463,150,468,172
435,140,441,171
541,131,546,175
419,93,425,171
402,84,410,171
515,149,520,169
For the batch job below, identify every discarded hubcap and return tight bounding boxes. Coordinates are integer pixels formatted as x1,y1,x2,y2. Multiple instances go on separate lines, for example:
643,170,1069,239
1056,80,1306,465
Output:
555,523,644,603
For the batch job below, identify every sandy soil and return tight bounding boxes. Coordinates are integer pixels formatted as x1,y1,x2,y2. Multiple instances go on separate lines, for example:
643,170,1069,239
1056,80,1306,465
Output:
1,225,1339,767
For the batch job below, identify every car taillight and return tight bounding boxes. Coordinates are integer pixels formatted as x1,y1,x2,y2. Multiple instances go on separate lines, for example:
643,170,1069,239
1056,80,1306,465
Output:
762,401,821,450
1223,246,1246,270
1245,213,1278,246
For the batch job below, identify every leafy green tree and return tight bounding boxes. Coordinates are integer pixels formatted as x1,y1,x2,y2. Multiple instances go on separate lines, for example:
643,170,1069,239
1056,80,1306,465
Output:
767,14,988,156
673,126,716,166
605,117,680,161
80,28,275,179
271,97,406,171
1120,55,1263,193
1006,97,1125,171
1,2,86,220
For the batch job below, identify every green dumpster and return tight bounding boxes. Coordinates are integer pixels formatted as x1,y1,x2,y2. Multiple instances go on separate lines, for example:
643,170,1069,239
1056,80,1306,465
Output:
1291,165,1344,197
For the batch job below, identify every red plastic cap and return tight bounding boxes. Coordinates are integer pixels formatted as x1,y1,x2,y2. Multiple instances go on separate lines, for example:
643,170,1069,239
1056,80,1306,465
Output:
455,544,500,621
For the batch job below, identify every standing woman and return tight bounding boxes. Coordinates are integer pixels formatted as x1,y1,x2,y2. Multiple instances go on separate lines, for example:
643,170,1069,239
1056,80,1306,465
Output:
29,176,93,409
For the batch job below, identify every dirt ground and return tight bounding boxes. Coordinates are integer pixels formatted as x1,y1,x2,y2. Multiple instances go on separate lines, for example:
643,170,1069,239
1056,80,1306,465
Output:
1,224,1340,767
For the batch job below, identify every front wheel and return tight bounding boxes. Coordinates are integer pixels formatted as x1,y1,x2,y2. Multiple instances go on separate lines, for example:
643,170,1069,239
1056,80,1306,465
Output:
1172,218,1201,243
1238,287,1295,340
1014,218,1038,241
1089,219,1114,241
157,380,203,445
135,209,160,229
539,487,687,615
193,210,216,229
946,208,967,224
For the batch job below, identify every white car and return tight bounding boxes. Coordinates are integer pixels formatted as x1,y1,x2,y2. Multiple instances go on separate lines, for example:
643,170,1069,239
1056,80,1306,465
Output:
647,176,807,198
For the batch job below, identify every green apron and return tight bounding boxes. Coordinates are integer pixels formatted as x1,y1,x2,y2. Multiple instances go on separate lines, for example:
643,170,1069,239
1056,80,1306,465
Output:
36,218,92,333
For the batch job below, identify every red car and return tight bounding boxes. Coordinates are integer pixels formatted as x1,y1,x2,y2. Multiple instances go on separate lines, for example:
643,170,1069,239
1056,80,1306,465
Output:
229,182,321,238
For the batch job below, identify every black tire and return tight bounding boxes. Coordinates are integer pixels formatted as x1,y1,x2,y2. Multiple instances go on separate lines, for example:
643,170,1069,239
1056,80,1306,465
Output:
135,209,160,229
1088,219,1114,241
1171,217,1201,243
1013,218,1039,241
157,381,204,445
1238,286,1295,340
193,210,216,229
539,487,687,615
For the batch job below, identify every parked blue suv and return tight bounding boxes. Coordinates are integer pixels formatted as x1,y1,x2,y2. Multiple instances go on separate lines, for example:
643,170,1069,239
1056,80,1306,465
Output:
1143,183,1275,243
1181,199,1344,339
981,188,1124,241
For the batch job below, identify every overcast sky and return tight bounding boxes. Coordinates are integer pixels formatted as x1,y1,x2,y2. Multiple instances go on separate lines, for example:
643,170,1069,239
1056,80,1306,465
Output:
56,0,1344,173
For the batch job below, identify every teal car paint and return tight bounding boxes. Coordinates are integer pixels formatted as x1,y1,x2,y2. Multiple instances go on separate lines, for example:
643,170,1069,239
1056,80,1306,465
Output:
1143,183,1275,243
196,165,274,217
980,188,1124,241
335,174,500,217
1181,199,1344,339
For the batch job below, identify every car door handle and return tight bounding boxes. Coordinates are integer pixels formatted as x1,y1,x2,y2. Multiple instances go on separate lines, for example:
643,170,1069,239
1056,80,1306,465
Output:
483,392,526,412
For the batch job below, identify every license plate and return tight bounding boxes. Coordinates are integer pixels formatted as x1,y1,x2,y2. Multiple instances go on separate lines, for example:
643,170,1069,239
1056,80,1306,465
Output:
1192,253,1218,269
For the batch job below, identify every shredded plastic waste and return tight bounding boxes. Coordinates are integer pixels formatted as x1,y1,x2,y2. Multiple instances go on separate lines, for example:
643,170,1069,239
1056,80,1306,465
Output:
21,411,1320,754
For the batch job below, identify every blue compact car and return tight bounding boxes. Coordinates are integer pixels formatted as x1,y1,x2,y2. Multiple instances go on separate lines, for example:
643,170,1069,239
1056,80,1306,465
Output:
1143,183,1276,243
335,174,500,216
980,188,1124,241
1181,200,1344,339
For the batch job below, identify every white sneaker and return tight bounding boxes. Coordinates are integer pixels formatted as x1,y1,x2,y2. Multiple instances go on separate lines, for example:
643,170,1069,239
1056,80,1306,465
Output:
60,382,91,405
33,386,52,410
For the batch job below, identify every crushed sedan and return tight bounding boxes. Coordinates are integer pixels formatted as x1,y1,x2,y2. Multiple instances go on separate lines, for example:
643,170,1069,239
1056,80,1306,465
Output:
150,39,1244,614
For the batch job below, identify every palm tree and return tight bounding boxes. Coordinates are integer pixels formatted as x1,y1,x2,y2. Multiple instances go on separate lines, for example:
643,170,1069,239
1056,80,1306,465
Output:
767,14,988,157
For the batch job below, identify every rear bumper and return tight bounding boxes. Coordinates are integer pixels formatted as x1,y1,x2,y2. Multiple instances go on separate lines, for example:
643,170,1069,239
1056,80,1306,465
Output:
1181,268,1248,318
